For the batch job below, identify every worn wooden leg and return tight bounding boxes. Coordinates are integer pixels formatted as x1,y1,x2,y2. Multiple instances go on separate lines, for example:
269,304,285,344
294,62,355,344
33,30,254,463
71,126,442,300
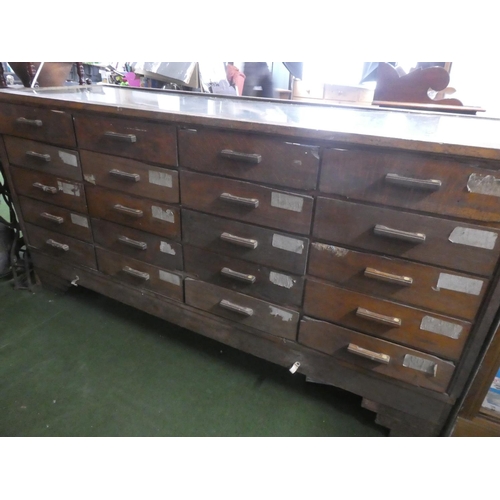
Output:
361,399,443,436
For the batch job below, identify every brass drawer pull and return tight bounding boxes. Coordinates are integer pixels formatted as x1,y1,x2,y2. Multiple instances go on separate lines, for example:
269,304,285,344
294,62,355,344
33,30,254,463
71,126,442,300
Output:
220,149,262,164
385,173,442,191
40,212,64,224
364,267,413,286
221,267,256,284
26,151,51,162
118,235,148,250
374,224,426,243
122,266,150,280
104,131,137,143
219,299,254,317
33,182,57,194
220,232,258,249
347,343,391,364
16,117,43,127
220,192,259,208
113,204,144,218
46,239,69,251
109,169,140,182
356,307,402,327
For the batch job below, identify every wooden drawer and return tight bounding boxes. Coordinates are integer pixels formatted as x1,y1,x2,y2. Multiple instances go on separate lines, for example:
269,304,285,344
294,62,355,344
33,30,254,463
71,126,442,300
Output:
313,197,500,277
92,218,183,270
182,209,309,275
86,186,181,240
185,278,299,340
4,136,81,181
320,148,500,223
74,114,177,166
184,245,304,307
25,223,96,269
10,166,87,213
308,242,488,320
181,171,313,235
0,103,76,147
178,127,319,190
298,317,455,393
80,150,179,203
303,278,471,361
96,248,183,301
19,196,92,243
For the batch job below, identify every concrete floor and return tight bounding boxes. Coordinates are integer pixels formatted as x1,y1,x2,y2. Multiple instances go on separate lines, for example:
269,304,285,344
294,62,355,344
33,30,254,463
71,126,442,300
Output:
0,276,387,437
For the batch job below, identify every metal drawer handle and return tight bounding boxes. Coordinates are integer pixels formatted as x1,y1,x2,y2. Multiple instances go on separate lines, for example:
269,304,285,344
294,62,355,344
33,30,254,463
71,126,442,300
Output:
16,117,43,127
122,266,150,280
109,169,140,182
220,232,258,249
33,182,57,194
347,343,391,364
219,299,254,317
220,192,259,208
113,204,144,218
26,151,51,162
118,235,148,250
220,149,262,164
104,131,137,143
221,267,256,284
385,173,442,191
364,267,413,286
40,212,64,224
356,307,402,327
374,224,426,244
46,239,69,251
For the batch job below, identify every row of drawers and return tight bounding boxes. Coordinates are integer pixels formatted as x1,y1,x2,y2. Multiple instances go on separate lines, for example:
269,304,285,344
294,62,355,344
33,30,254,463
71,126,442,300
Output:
10,160,500,280
3,105,500,223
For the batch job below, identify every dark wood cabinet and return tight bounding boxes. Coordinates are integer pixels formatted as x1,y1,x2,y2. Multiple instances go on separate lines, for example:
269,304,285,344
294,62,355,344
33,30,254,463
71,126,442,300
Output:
2,85,500,436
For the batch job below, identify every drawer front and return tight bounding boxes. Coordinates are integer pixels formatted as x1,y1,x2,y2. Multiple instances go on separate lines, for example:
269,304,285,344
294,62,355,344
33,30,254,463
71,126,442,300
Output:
320,147,500,223
74,114,178,166
0,103,76,147
10,166,87,213
86,186,181,240
92,218,183,270
19,196,92,243
25,223,96,269
5,136,81,181
298,317,455,393
185,278,299,340
303,279,471,361
178,127,319,190
81,150,179,203
184,245,304,307
182,209,309,275
313,197,500,277
96,248,183,301
181,171,313,234
308,242,487,320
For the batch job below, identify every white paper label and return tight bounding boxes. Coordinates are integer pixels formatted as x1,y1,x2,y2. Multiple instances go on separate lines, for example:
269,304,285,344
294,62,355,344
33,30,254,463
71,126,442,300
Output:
58,151,78,167
269,271,295,289
420,316,463,340
151,206,175,223
436,273,483,296
467,173,500,197
269,306,294,322
271,192,304,212
158,270,181,286
403,355,437,376
84,174,96,185
70,213,89,228
149,170,173,188
159,241,176,255
312,242,349,257
449,227,497,250
57,181,80,197
271,234,304,254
